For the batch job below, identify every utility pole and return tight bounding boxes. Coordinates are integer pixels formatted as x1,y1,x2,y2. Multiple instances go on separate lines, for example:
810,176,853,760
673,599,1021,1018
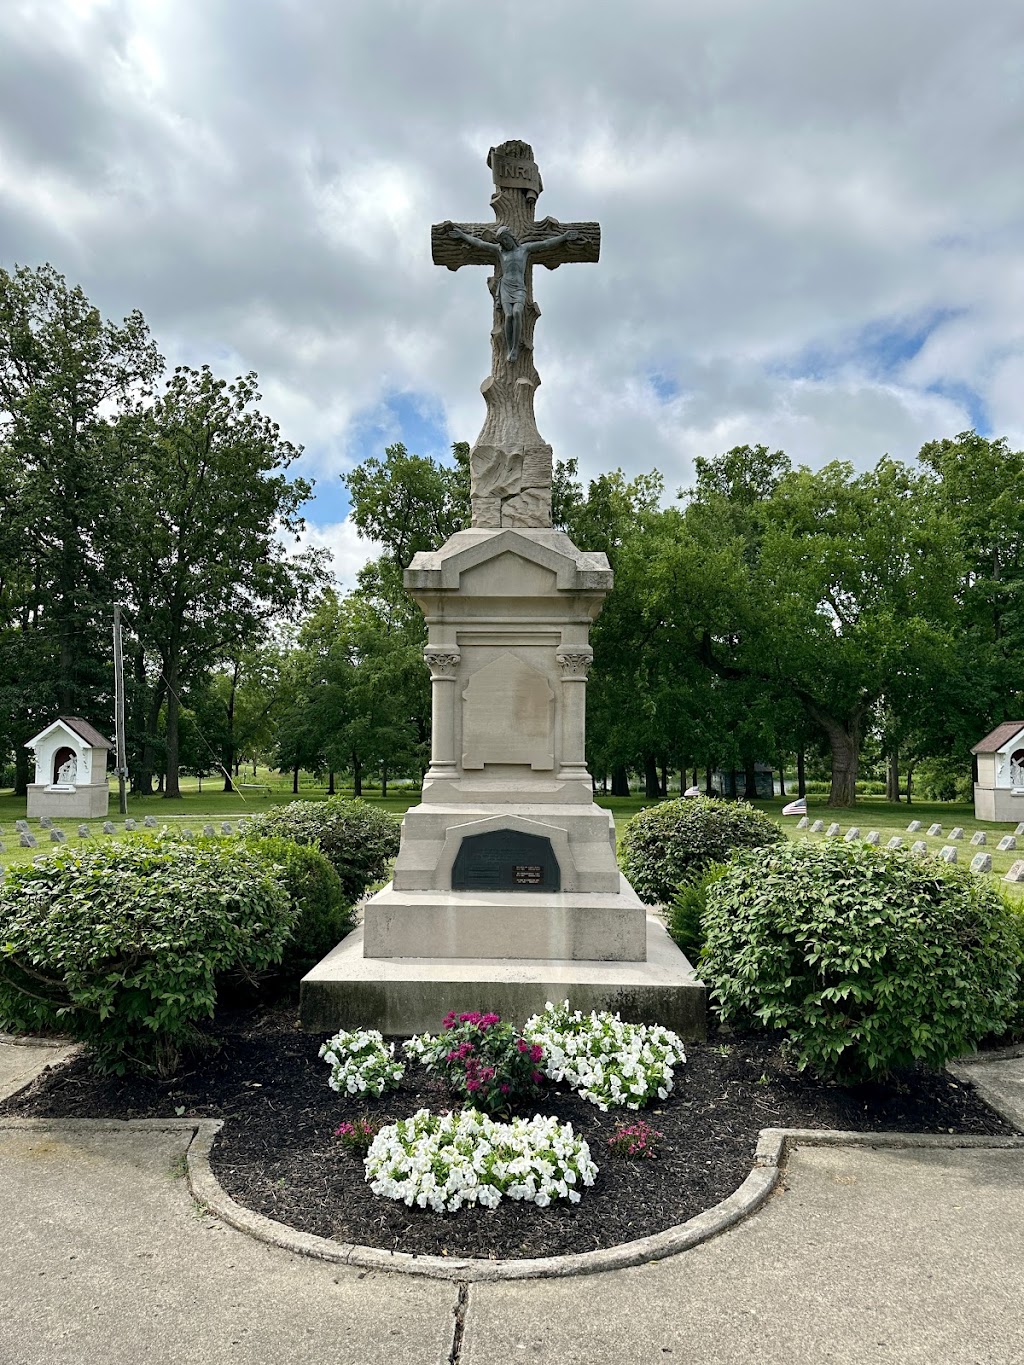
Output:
113,605,128,815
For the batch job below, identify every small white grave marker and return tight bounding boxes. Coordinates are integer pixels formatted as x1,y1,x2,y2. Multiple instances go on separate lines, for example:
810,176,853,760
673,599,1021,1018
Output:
911,840,928,855
1016,822,1024,837
19,832,37,848
970,853,993,873
826,822,841,837
124,818,137,832
39,816,52,830
77,824,90,838
937,845,957,863
797,816,809,829
143,815,157,828
907,821,922,833
102,821,115,834
221,821,233,835
1004,860,1024,883
15,820,28,832
203,824,216,837
49,828,66,843
998,835,1017,851
843,827,860,841
927,823,942,836
810,820,825,833
949,827,964,840
970,831,986,846
865,831,880,845
886,836,903,849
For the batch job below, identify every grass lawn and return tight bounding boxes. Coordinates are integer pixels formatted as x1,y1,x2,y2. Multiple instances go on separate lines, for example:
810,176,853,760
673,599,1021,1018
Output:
2,782,1022,899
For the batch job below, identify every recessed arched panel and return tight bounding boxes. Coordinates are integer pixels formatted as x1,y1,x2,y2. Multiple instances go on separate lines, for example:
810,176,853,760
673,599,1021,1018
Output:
451,829,560,892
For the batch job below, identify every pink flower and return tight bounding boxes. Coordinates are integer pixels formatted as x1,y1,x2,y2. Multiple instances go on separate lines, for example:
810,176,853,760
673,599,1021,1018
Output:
530,1043,543,1063
531,1069,544,1085
516,1039,528,1053
500,1084,510,1095
479,1013,501,1028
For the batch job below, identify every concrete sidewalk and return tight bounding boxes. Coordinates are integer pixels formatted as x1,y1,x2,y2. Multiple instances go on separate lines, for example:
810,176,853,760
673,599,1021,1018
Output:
1,1046,1023,1364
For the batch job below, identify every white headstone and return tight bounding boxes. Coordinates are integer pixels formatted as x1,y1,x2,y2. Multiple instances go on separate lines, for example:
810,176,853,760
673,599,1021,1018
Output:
19,832,37,847
78,824,90,838
826,822,841,837
949,827,964,840
911,840,928,855
221,821,233,835
39,816,53,830
1004,860,1024,883
1016,822,1024,837
998,835,1017,851
927,823,942,836
886,836,903,849
970,831,986,846
143,815,157,828
797,816,809,829
810,820,825,833
203,824,216,837
865,830,881,845
843,827,861,841
49,828,66,843
907,821,922,833
970,852,993,872
102,821,115,834
937,845,957,863
15,820,28,832
124,818,137,831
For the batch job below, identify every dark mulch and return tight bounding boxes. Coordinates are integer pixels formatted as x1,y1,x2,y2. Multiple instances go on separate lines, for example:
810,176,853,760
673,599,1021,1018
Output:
1,1006,1015,1262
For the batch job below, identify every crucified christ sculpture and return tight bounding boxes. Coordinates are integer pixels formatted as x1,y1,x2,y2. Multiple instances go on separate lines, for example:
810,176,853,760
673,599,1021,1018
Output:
448,224,581,362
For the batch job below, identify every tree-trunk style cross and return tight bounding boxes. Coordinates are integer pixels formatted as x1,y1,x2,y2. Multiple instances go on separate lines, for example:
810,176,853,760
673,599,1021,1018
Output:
432,140,600,528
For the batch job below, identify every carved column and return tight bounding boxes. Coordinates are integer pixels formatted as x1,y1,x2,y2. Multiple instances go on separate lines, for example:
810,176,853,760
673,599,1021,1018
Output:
424,648,462,777
556,650,593,777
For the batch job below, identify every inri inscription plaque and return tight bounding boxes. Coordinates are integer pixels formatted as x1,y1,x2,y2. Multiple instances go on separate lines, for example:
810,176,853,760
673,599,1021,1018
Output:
451,829,560,893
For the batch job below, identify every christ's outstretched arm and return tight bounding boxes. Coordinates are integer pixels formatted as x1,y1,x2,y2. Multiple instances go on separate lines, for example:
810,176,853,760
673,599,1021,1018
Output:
448,225,500,255
523,229,579,256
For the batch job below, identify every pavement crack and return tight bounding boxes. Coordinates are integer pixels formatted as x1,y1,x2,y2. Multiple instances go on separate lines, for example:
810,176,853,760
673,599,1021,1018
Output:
448,1281,469,1365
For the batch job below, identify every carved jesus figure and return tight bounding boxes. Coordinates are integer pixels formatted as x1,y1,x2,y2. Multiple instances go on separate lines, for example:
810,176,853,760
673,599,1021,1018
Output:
449,224,579,362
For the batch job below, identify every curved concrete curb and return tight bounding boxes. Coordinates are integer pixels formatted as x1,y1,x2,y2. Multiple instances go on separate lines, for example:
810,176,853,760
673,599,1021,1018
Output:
184,1119,783,1282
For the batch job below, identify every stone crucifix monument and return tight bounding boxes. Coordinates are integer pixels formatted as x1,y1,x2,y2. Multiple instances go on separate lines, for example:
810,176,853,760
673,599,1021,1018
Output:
301,140,704,1038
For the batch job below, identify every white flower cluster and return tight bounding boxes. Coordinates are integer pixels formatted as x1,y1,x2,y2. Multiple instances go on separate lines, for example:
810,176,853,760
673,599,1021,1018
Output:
524,1002,686,1112
401,1032,436,1064
319,1028,404,1096
364,1107,598,1212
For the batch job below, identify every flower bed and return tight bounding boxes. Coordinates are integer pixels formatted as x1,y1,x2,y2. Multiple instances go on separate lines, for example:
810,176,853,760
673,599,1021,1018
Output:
364,1106,598,1211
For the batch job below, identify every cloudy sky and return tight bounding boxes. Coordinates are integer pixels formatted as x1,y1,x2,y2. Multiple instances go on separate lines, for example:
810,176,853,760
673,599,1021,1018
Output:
2,0,1023,583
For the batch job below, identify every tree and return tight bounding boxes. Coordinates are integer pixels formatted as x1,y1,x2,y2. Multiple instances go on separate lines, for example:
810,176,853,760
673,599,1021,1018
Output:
121,365,322,797
0,264,162,791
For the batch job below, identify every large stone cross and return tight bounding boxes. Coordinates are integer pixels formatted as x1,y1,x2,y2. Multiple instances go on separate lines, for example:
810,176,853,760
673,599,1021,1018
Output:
432,140,600,529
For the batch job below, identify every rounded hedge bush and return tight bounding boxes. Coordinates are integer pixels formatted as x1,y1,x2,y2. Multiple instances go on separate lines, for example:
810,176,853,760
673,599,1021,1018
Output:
245,835,355,980
619,796,785,905
0,837,294,1075
701,840,1022,1082
242,797,401,903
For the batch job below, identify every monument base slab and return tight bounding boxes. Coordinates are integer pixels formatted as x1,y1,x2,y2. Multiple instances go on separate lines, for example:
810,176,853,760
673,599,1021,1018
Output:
26,783,110,818
299,915,707,1040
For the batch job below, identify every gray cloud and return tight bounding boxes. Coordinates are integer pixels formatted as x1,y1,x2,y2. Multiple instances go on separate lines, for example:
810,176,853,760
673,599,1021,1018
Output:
2,0,1023,578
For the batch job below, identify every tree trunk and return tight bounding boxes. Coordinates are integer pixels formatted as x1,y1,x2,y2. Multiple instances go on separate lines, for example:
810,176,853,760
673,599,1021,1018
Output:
644,754,660,799
352,754,362,797
222,660,240,792
611,765,630,797
906,762,915,805
381,765,388,799
704,765,714,796
886,748,900,802
292,762,300,795
797,748,806,798
14,745,30,797
778,766,786,798
743,756,758,801
163,662,182,798
156,770,165,794
328,769,336,796
813,713,861,807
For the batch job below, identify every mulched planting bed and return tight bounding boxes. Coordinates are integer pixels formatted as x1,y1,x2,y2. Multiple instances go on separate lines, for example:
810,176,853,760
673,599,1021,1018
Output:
1,1005,1016,1262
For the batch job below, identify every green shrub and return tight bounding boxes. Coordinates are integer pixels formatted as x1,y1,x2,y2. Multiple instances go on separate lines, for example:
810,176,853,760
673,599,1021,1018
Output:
246,836,355,979
242,797,401,902
619,796,784,905
666,862,728,961
0,838,294,1076
701,840,1021,1082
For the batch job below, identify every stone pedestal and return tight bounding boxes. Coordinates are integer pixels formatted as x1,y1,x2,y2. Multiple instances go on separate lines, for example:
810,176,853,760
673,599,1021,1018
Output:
26,782,110,819
300,526,705,1037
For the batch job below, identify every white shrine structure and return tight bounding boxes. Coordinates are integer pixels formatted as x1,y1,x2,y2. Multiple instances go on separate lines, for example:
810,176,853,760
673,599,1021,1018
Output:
300,141,704,1038
25,716,112,819
972,721,1024,822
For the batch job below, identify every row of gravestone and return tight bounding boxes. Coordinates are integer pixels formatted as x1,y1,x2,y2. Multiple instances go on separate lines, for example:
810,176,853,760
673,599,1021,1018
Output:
796,817,1024,881
1,818,246,852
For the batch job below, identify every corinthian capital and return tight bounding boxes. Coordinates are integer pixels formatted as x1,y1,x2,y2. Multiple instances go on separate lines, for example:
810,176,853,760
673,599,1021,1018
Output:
556,651,593,679
424,648,461,679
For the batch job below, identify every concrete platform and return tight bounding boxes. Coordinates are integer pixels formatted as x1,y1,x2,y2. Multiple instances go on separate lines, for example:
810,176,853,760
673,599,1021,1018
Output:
362,873,647,961
299,915,706,1039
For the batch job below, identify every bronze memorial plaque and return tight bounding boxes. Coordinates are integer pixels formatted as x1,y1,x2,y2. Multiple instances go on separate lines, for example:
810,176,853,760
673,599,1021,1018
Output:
451,829,560,893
